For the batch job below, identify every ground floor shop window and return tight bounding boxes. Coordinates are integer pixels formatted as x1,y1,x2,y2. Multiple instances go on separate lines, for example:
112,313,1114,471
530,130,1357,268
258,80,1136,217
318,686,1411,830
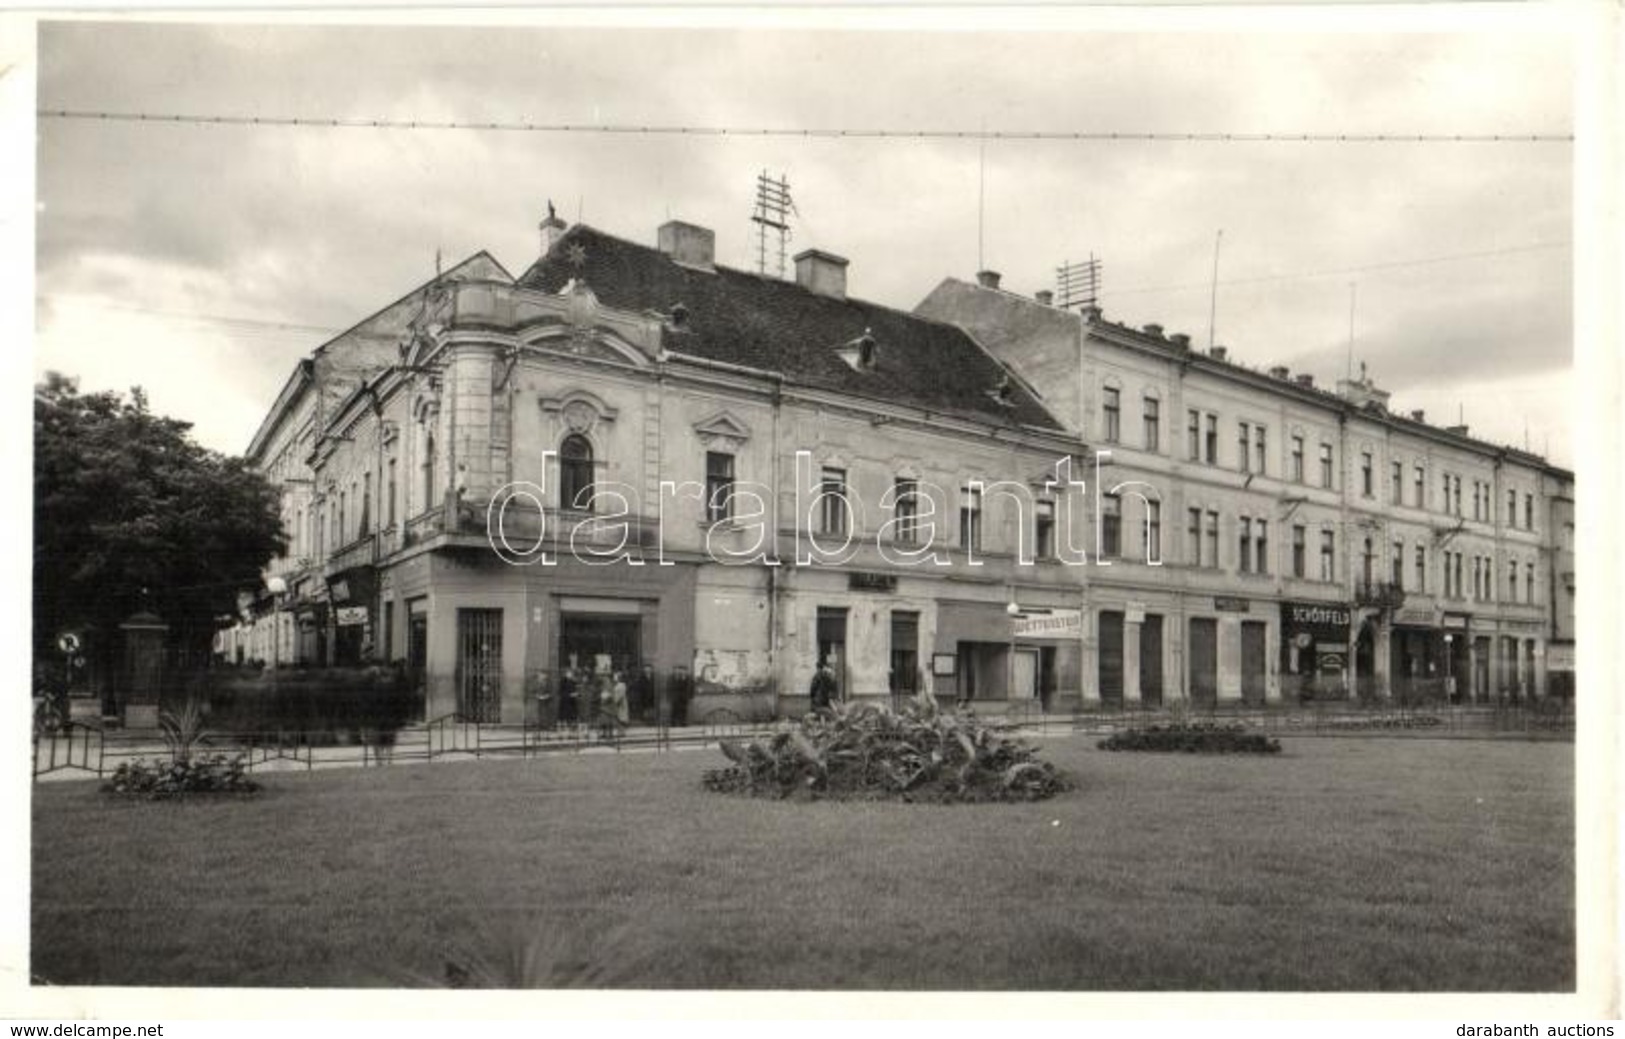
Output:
455,608,503,724
1188,617,1218,705
558,613,645,724
889,611,919,697
816,607,848,701
1139,615,1164,706
1098,611,1124,705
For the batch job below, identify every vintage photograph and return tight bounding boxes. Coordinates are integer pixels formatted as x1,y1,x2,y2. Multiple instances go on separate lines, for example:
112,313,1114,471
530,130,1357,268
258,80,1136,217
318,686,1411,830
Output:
24,10,1589,1002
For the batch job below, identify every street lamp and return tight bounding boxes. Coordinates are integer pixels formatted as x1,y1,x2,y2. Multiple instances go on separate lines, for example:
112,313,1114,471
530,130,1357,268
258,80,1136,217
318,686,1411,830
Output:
1442,632,1455,704
266,576,288,671
1006,600,1021,702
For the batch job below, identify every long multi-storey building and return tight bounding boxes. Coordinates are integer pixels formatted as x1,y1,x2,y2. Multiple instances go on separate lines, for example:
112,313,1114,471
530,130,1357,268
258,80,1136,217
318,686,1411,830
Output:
228,211,1573,720
918,272,1573,706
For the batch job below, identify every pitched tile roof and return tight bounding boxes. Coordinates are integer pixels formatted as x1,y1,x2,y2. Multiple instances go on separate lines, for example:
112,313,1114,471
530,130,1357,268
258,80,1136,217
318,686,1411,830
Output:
516,225,1063,431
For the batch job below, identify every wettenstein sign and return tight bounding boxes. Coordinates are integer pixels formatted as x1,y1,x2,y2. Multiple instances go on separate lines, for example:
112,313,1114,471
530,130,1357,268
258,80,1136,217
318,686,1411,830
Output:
485,451,1168,569
1012,609,1083,638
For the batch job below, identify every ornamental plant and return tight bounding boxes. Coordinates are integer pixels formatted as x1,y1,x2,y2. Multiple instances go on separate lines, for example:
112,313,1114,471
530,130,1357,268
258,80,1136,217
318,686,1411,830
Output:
703,695,1069,803
101,754,261,799
1096,722,1281,754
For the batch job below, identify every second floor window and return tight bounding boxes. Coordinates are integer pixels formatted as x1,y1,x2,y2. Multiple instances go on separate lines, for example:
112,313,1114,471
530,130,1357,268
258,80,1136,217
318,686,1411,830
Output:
1508,560,1518,601
1238,423,1252,473
1361,537,1375,585
894,477,920,544
1290,437,1305,482
1103,387,1120,443
1238,517,1253,572
1187,508,1202,567
1526,562,1535,604
1508,488,1518,527
1101,493,1121,558
1391,461,1403,503
1319,530,1335,582
1415,545,1427,592
1254,519,1268,575
1035,498,1055,559
561,434,596,511
1415,465,1425,508
1292,524,1306,578
1319,443,1334,488
1254,425,1267,474
1392,540,1404,587
1361,453,1373,497
1525,493,1535,531
1205,415,1218,465
387,458,397,528
959,484,981,551
360,472,372,535
1187,410,1200,461
1143,397,1160,452
1206,510,1219,568
1146,500,1162,564
820,467,849,537
705,452,735,524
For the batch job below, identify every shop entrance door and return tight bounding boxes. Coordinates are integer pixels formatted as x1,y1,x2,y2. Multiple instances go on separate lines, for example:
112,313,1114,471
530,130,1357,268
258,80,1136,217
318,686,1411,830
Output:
1241,621,1267,705
1011,648,1039,700
1188,618,1218,706
1139,615,1164,706
1098,611,1124,706
455,608,503,723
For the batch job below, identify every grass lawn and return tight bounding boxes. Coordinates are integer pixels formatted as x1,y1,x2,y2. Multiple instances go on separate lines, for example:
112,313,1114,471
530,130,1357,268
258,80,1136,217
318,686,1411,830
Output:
31,736,1574,991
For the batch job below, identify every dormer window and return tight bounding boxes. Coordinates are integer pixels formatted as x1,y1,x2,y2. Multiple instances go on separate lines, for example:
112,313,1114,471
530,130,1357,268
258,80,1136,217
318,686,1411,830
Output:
858,333,876,369
837,329,878,372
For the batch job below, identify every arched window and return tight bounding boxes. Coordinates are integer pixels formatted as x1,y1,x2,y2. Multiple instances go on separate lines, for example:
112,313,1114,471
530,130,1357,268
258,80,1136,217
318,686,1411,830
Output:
560,434,595,511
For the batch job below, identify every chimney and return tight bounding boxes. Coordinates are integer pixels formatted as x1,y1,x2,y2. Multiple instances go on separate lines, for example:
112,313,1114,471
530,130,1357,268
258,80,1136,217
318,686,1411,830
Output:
1209,345,1228,361
1035,290,1054,306
1142,323,1164,338
1269,365,1290,379
657,220,716,271
1081,304,1103,323
976,270,1002,290
1296,374,1315,388
1168,333,1191,350
1410,409,1426,423
540,209,568,256
794,249,849,300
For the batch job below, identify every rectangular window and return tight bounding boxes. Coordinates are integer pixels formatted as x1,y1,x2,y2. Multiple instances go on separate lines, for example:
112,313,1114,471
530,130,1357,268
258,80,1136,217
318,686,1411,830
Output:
360,472,372,535
1454,476,1462,517
819,467,848,536
1102,387,1120,443
706,452,735,524
1291,437,1305,482
1292,524,1306,578
1143,397,1160,452
1508,560,1518,601
1204,414,1218,464
1507,488,1517,527
959,484,982,551
1391,461,1403,504
1318,443,1334,488
1415,466,1426,509
1415,545,1427,593
1186,508,1202,567
1145,500,1162,564
1187,410,1201,461
1392,540,1404,587
1472,556,1482,600
1238,422,1252,473
387,458,397,528
1034,498,1055,559
1443,474,1453,514
894,477,920,544
1101,493,1121,558
1238,516,1253,573
1525,562,1535,604
1254,426,1267,475
1454,553,1464,598
1319,530,1335,582
1205,510,1219,569
1255,519,1268,575
1525,493,1534,531
1361,452,1373,497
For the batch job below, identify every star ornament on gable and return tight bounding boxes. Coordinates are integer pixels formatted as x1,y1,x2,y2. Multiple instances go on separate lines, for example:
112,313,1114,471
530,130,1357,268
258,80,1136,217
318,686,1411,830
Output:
565,242,588,269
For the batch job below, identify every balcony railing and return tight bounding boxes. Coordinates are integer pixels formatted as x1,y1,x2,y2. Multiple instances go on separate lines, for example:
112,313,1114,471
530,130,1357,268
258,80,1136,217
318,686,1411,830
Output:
1354,580,1407,610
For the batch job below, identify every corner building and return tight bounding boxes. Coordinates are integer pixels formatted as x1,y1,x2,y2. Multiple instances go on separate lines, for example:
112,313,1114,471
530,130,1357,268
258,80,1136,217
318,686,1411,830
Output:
241,217,1103,723
918,273,1572,705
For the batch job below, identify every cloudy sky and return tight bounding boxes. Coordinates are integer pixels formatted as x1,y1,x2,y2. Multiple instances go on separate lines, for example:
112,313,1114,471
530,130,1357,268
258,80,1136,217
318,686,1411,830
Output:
31,12,1578,464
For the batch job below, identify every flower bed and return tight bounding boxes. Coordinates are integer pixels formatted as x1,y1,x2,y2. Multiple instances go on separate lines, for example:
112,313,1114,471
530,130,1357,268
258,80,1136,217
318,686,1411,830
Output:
101,754,261,800
1097,723,1281,754
703,697,1070,803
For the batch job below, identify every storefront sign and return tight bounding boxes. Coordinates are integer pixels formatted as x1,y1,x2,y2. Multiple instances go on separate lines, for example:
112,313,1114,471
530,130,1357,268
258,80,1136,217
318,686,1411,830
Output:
1283,602,1351,629
1394,608,1435,627
1012,609,1083,638
848,572,898,592
1441,613,1471,630
1213,596,1250,613
336,606,368,627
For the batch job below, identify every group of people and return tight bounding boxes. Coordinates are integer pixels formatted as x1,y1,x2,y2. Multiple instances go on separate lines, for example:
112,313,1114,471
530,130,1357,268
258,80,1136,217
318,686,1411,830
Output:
556,666,630,736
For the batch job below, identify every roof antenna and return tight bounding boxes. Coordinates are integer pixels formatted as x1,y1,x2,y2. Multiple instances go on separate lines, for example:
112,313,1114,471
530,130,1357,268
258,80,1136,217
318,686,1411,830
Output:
1346,282,1357,383
977,130,987,273
1207,229,1223,350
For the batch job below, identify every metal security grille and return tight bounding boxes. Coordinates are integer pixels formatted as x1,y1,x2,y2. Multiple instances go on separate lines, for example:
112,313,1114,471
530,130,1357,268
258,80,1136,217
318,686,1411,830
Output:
456,609,503,724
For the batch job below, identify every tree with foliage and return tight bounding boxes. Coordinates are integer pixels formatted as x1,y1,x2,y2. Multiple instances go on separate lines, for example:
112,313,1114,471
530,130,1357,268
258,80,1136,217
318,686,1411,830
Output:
33,372,287,689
